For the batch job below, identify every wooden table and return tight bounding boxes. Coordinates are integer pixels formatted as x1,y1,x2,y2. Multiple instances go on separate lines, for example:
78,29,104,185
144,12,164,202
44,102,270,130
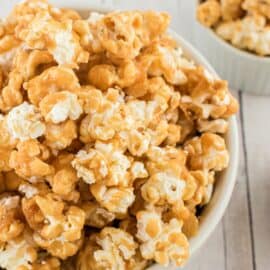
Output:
2,1,269,269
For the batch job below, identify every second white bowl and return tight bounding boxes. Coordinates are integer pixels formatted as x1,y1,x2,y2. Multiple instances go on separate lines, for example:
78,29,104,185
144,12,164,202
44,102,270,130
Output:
195,23,270,95
193,1,270,95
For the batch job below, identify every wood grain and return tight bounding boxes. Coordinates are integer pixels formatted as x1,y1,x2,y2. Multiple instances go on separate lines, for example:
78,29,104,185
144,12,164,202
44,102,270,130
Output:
222,92,254,270
242,93,270,270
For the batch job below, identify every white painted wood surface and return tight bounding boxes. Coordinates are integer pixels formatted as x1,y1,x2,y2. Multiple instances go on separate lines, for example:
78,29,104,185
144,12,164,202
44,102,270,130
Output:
1,1,269,269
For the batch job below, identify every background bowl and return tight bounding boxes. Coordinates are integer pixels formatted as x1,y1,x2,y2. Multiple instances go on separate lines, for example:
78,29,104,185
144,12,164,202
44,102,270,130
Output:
194,0,270,95
22,1,240,268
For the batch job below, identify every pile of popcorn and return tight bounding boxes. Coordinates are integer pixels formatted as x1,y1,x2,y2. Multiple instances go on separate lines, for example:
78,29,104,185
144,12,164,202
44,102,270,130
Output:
0,0,238,269
197,0,270,56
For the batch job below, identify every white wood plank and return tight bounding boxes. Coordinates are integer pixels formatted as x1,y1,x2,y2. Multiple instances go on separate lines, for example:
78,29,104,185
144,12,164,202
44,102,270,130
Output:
184,223,226,270
222,92,254,270
242,93,270,270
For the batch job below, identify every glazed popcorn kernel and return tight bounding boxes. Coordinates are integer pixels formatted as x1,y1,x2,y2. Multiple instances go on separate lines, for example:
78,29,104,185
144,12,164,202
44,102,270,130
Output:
6,102,45,141
141,172,186,205
196,0,221,27
44,120,77,151
136,210,189,267
0,234,37,270
24,66,80,106
9,139,53,179
197,0,270,55
40,91,82,124
77,227,138,270
0,195,24,242
185,133,229,171
0,0,238,269
243,0,270,19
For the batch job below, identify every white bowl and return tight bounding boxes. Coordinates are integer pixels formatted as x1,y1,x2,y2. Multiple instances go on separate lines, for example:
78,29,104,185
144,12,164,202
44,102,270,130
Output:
194,1,270,95
8,1,239,268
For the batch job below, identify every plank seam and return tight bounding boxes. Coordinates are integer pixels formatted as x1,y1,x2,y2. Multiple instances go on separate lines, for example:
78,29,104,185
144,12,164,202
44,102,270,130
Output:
222,219,228,270
239,91,257,270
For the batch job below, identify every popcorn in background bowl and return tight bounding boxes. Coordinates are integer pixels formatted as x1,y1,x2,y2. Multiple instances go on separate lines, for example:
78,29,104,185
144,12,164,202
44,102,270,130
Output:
0,0,238,269
195,0,270,94
197,0,270,56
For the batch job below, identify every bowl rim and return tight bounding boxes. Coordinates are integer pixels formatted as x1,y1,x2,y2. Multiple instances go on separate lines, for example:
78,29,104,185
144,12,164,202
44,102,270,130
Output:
168,28,239,251
29,1,239,268
195,0,270,63
148,30,239,269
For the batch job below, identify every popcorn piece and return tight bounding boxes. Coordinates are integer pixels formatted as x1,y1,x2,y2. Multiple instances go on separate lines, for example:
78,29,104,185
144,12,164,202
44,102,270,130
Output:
125,96,167,129
23,194,85,259
136,210,189,267
130,161,148,180
88,61,140,90
19,183,39,199
220,0,244,21
127,129,151,157
48,153,79,202
18,12,89,66
88,64,117,91
0,35,20,55
44,120,77,151
72,141,131,187
73,20,94,49
88,12,105,25
25,66,80,106
81,201,115,228
90,183,135,216
179,67,238,119
141,44,188,85
185,133,229,171
77,227,137,270
182,212,199,238
141,172,186,205
188,170,215,207
9,139,53,179
0,70,24,112
7,102,45,141
0,148,13,172
94,11,170,59
166,123,181,145
13,49,54,80
243,0,270,19
0,115,17,149
76,86,103,114
196,0,221,27
146,146,187,177
197,118,229,133
0,195,24,241
7,0,51,28
0,235,37,270
79,88,124,143
40,91,82,124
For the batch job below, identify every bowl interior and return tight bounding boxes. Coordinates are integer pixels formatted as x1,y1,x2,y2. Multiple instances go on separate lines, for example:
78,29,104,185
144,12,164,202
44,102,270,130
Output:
49,0,240,261
1,1,239,268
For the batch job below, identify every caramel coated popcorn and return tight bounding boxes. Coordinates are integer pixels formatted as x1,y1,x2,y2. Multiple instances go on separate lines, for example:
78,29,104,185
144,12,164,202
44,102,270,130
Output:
197,0,270,55
0,1,238,269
